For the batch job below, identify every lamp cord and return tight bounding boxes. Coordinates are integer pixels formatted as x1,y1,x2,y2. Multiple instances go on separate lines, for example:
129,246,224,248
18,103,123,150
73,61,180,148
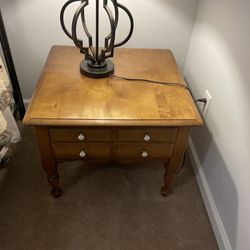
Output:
110,74,206,116
110,74,193,175
110,74,191,92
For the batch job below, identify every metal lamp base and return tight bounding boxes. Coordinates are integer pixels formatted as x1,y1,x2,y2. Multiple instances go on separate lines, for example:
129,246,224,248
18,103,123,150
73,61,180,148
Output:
80,59,114,78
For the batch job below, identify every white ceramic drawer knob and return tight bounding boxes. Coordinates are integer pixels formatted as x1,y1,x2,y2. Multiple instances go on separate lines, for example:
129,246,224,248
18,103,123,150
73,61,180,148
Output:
79,150,86,158
78,133,85,141
144,134,151,142
141,150,149,158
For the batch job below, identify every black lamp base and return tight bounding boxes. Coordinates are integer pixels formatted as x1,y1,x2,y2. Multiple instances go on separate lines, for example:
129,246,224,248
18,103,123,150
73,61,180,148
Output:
80,59,114,78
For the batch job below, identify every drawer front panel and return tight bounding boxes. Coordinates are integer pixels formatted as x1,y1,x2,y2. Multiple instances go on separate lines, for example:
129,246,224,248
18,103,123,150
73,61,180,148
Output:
53,143,110,161
115,143,173,160
117,128,178,142
50,128,111,142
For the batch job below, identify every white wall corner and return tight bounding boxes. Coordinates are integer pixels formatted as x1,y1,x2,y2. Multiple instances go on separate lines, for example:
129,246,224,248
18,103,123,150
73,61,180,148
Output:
187,138,232,250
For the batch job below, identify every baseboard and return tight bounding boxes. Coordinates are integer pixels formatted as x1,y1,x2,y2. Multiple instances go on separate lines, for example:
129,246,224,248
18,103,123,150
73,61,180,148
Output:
187,138,232,250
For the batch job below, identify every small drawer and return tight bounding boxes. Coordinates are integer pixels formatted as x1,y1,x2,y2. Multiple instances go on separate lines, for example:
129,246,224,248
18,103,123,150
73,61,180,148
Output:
115,143,173,160
50,128,111,142
52,143,110,161
117,128,178,142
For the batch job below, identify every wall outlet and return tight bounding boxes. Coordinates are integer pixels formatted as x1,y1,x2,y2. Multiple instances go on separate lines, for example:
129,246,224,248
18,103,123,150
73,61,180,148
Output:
202,89,212,118
195,90,212,119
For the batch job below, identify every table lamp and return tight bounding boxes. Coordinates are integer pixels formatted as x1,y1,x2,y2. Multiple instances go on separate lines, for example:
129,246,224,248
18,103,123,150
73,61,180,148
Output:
60,0,134,78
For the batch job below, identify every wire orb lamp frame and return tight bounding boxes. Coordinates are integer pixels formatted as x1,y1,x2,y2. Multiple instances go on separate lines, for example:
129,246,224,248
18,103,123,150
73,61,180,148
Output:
60,0,134,78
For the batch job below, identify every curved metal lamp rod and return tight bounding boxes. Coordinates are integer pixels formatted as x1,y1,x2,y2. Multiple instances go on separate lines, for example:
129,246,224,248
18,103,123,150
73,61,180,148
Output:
60,0,134,78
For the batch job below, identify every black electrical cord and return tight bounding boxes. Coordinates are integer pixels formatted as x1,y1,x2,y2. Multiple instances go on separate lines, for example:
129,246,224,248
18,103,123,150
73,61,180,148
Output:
175,151,187,175
109,74,196,175
110,74,191,92
195,98,207,104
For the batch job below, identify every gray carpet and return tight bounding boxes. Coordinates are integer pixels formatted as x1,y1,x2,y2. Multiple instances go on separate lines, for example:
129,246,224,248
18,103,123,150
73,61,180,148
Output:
0,125,218,250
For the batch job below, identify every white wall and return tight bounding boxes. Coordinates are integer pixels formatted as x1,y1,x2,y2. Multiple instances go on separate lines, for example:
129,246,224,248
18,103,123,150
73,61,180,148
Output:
185,0,250,249
0,0,199,98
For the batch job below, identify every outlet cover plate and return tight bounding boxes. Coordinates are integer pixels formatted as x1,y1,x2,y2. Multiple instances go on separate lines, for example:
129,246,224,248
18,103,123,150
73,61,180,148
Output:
203,89,212,118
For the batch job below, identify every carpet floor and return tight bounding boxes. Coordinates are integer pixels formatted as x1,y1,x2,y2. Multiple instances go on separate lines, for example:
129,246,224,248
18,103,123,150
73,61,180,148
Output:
0,125,218,250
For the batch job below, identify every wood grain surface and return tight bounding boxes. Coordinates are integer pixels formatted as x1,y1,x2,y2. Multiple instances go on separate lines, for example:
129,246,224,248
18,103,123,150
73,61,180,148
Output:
23,46,202,127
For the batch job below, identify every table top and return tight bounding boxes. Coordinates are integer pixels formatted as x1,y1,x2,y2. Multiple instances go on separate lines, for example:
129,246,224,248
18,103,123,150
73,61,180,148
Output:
23,46,202,127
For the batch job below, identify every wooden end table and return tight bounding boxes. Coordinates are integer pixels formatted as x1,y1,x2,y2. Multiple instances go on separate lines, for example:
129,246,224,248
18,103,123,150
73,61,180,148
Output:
23,46,203,198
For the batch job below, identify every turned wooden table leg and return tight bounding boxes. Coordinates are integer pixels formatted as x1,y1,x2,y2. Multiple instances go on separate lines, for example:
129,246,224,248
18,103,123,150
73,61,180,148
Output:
161,162,175,196
47,171,62,198
161,127,191,196
34,126,62,198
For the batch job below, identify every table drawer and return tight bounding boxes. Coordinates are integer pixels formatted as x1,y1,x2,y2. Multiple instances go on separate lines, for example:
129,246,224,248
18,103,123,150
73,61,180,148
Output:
117,128,178,142
115,143,173,160
52,143,110,161
50,128,111,142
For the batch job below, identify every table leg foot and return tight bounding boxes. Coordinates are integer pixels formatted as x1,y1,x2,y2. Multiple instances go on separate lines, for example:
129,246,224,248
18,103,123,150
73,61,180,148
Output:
161,186,171,197
51,187,62,198
47,173,62,198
